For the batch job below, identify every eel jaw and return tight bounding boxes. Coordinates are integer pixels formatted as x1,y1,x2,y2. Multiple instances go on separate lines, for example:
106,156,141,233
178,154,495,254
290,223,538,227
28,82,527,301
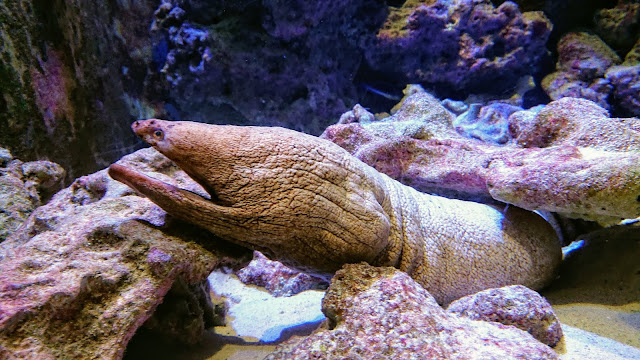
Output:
108,164,173,198
108,163,255,248
108,163,211,211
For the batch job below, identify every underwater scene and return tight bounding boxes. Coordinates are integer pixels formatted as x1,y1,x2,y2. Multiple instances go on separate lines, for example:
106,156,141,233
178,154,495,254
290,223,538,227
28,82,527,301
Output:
1,0,639,359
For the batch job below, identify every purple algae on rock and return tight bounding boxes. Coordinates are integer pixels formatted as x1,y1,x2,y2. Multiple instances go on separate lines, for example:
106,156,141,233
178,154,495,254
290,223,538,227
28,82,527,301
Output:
365,0,553,94
447,285,563,347
266,263,557,360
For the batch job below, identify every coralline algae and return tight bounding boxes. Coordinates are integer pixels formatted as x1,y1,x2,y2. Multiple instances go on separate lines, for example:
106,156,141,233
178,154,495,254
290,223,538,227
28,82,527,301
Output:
323,85,640,222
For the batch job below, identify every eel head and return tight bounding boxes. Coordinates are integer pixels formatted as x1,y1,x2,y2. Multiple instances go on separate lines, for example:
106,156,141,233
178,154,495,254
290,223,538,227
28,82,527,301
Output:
108,119,392,274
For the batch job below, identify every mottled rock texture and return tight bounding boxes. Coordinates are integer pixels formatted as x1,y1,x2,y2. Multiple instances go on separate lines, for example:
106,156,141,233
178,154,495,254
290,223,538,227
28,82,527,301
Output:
365,0,552,95
0,147,65,241
109,119,561,304
594,0,640,53
2,0,386,180
4,0,635,183
454,102,523,144
0,0,156,181
606,63,640,116
499,0,618,43
266,263,557,359
0,148,251,359
542,31,620,109
447,285,563,347
323,86,640,222
236,251,329,297
148,0,388,135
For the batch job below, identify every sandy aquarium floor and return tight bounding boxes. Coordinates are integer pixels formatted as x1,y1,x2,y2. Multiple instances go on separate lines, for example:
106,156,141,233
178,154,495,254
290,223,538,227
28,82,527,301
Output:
124,228,640,360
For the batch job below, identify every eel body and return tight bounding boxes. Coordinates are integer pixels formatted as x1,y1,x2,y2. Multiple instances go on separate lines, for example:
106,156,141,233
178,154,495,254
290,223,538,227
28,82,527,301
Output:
109,119,561,304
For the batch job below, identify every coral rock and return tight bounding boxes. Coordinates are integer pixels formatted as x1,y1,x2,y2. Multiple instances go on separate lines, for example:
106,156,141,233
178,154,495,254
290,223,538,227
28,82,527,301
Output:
322,87,640,221
606,64,640,116
366,0,552,93
542,32,621,109
510,97,640,151
0,148,251,359
266,263,557,359
0,149,65,242
236,251,329,297
594,1,640,52
447,285,563,347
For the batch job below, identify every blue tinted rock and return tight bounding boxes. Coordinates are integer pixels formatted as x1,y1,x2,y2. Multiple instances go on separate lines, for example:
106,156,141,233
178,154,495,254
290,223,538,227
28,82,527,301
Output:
454,102,523,144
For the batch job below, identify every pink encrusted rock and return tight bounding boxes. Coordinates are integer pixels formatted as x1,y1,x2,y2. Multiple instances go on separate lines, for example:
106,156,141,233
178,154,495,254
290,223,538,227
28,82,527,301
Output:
447,285,563,347
0,147,251,359
236,251,328,297
321,87,640,221
541,32,621,109
266,263,557,360
509,97,640,151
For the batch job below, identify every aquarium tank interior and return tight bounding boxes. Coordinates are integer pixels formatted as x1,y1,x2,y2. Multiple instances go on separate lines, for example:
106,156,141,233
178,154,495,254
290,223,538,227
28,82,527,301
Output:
1,0,639,359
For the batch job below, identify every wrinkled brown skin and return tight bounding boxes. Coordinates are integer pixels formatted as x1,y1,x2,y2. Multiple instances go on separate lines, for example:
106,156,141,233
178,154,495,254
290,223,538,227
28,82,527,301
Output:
109,119,561,304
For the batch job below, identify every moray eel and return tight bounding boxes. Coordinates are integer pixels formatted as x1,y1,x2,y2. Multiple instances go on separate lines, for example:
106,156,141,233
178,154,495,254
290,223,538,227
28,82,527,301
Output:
109,119,561,304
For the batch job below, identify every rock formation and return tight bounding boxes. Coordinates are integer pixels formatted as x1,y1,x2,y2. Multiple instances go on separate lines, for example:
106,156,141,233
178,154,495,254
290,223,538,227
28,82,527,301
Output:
322,86,640,223
266,263,558,359
0,148,251,359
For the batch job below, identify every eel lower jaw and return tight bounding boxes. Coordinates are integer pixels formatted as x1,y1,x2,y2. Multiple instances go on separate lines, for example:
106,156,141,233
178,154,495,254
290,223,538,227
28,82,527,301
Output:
108,163,213,204
108,163,150,193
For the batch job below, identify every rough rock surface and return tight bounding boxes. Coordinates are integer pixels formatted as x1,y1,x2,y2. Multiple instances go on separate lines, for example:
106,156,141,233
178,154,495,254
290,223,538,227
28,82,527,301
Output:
0,147,65,241
110,119,561,305
454,102,524,144
0,148,251,359
542,31,620,109
0,0,157,181
147,0,387,135
322,86,640,221
447,285,563,347
266,263,557,359
236,251,329,297
509,97,640,151
1,0,389,178
606,64,640,116
605,37,640,117
366,0,552,94
594,0,640,53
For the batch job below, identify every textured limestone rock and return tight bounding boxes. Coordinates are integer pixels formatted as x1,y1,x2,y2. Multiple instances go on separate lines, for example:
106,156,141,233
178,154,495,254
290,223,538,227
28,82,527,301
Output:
0,0,157,180
509,97,640,151
624,38,640,65
447,285,563,347
109,119,561,304
541,32,620,109
322,87,640,221
594,0,640,53
236,251,329,297
0,147,65,241
454,102,524,144
266,263,557,359
148,0,387,135
366,0,552,94
604,37,640,117
0,148,251,359
606,64,640,117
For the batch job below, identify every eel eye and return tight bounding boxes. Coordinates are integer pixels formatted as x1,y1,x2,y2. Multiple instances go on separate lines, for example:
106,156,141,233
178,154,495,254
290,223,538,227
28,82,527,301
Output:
153,130,164,139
